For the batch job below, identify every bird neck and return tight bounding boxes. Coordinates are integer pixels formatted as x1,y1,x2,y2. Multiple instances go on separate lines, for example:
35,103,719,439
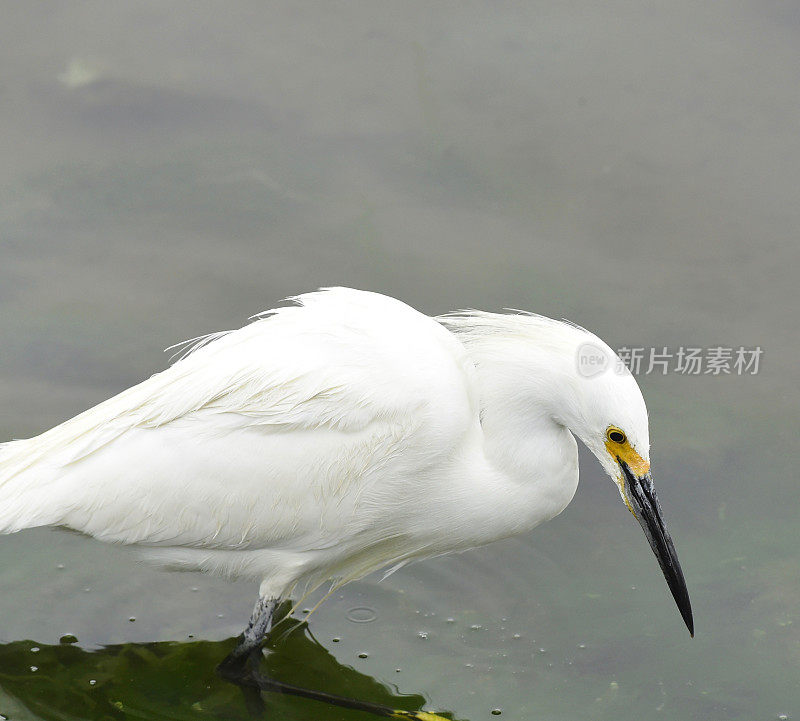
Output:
458,337,584,526
457,331,586,440
440,312,594,442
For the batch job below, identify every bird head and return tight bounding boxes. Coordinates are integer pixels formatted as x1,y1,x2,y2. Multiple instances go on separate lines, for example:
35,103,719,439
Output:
440,310,693,636
567,342,694,637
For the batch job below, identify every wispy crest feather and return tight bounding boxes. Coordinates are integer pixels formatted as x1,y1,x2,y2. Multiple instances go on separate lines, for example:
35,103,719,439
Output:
437,309,599,354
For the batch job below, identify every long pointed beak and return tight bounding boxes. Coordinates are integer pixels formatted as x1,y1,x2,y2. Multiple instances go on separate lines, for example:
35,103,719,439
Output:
620,461,694,636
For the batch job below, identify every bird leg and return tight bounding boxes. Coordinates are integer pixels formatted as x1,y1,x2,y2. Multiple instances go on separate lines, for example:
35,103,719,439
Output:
217,597,450,720
231,671,451,720
217,596,279,675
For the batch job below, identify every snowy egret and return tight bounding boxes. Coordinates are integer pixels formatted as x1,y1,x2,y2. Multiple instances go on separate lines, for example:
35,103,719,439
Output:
0,288,692,681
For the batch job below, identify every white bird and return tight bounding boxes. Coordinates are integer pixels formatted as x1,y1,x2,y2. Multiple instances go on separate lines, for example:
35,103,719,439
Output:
0,287,692,670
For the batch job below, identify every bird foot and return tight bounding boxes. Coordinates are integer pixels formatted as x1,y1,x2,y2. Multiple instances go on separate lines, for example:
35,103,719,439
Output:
216,642,264,680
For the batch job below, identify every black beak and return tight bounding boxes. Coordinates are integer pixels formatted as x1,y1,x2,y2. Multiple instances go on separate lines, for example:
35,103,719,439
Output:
620,461,694,636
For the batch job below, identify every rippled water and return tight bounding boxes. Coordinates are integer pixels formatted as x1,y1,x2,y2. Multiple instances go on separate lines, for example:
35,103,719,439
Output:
0,3,798,719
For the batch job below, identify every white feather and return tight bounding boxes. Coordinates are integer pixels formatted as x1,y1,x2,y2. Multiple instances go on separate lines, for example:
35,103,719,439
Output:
0,287,649,600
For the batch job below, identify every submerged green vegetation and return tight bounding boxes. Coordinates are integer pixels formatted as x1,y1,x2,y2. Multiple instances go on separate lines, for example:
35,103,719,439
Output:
0,630,454,721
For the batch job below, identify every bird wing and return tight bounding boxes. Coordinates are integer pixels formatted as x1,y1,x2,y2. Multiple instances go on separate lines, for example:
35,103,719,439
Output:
0,289,478,555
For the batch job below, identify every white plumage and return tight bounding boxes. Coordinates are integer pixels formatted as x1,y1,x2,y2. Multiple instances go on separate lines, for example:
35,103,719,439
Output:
0,287,692,642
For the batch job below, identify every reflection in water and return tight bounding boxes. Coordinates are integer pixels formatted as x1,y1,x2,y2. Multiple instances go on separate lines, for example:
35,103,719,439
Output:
0,622,455,721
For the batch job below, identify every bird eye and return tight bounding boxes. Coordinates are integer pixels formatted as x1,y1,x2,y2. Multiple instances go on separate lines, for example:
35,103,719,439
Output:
607,429,626,444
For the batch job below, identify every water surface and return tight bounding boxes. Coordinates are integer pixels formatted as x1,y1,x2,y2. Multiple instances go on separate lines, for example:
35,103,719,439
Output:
0,2,797,719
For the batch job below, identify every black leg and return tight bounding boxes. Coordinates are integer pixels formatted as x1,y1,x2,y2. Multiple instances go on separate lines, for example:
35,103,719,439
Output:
217,596,279,675
216,596,449,720
231,670,449,719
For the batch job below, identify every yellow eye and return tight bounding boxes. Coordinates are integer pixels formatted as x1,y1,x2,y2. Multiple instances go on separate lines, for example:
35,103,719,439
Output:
607,428,626,444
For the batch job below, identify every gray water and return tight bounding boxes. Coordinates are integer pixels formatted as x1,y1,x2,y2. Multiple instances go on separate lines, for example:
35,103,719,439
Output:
0,2,797,719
